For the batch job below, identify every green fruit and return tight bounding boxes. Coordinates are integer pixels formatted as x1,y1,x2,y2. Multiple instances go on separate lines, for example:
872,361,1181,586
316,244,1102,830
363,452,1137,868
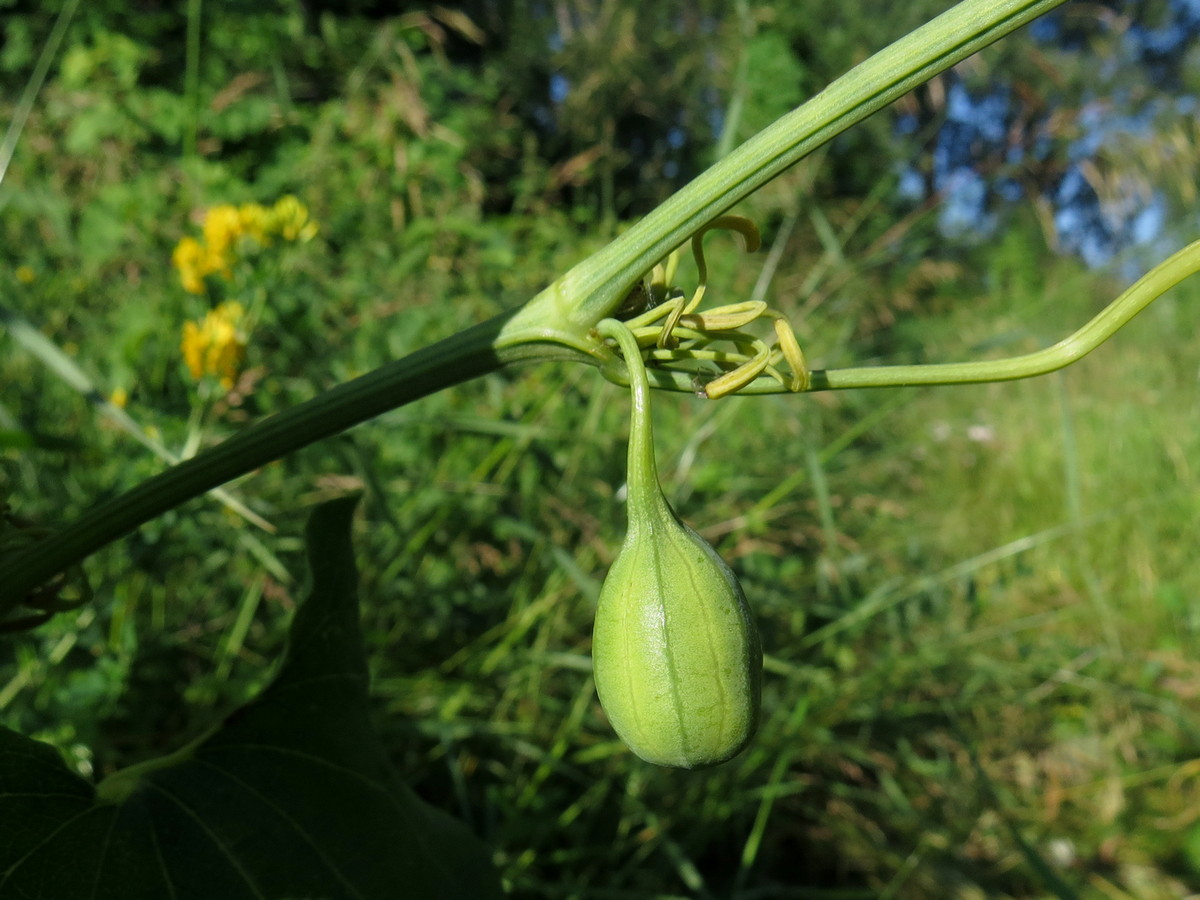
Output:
592,319,762,769
593,500,762,768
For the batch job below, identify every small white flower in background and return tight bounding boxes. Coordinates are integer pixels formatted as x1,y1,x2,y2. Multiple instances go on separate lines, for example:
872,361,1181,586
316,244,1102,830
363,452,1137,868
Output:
967,424,996,443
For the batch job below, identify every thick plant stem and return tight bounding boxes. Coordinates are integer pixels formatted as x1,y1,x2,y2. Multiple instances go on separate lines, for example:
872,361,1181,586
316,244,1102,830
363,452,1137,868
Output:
507,0,1072,338
0,314,573,610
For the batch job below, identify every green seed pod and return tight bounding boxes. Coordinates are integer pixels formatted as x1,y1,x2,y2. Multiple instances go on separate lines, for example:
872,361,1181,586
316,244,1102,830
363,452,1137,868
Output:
593,319,762,769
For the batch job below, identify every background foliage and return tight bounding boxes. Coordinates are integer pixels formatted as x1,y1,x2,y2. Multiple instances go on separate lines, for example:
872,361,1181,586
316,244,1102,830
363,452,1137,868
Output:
1,1,1199,897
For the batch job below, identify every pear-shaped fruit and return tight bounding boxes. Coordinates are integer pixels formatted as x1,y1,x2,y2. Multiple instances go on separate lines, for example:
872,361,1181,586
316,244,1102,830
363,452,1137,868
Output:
592,319,762,769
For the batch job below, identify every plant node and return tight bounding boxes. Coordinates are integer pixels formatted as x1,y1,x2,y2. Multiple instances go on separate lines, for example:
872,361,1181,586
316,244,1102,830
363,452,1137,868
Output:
603,216,810,398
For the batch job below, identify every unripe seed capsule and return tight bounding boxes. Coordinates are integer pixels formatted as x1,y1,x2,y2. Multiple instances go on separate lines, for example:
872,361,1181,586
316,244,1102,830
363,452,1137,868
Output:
593,319,762,769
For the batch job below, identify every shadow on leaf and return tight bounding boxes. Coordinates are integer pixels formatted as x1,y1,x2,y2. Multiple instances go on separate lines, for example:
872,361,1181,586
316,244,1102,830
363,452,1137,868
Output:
0,495,502,900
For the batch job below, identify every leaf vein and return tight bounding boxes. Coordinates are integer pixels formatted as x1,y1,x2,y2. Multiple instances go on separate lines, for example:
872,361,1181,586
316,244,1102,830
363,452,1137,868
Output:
191,758,368,900
0,805,103,892
145,780,267,900
199,744,390,796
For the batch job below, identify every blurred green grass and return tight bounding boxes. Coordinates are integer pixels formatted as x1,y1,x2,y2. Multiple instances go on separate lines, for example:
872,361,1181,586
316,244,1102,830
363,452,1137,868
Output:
2,5,1200,899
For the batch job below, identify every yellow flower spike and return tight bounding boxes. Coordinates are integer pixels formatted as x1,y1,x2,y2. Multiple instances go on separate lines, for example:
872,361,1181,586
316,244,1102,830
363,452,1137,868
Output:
181,320,204,378
237,203,271,246
180,301,247,390
201,204,243,278
269,195,318,242
172,236,208,294
202,205,242,255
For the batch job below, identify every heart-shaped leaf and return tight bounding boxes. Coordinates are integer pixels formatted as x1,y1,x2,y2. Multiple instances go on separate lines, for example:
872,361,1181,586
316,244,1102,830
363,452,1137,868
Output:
0,496,502,899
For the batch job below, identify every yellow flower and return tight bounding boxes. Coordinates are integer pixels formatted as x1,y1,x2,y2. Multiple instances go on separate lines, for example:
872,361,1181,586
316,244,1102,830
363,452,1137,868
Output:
109,387,129,409
15,265,36,284
173,196,317,294
269,195,318,242
181,301,247,389
237,203,271,246
201,204,243,276
172,236,209,294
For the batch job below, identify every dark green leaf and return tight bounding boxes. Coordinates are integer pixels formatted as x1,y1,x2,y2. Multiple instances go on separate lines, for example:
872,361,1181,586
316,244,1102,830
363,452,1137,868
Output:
0,496,502,900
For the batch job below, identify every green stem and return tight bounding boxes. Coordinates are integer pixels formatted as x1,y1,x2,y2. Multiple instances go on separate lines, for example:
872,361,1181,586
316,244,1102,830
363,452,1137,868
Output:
0,313,580,609
623,238,1200,394
597,319,670,525
811,238,1200,390
506,0,1071,341
0,303,273,532
95,727,210,804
